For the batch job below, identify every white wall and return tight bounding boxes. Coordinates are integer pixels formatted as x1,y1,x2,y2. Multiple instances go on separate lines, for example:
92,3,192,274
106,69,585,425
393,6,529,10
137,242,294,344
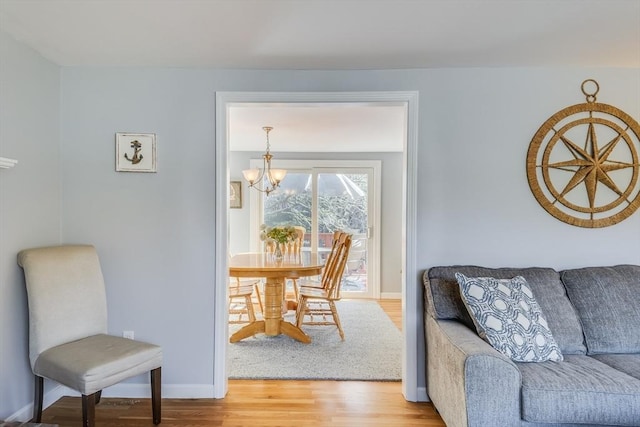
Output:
229,150,403,295
2,30,638,417
0,31,61,419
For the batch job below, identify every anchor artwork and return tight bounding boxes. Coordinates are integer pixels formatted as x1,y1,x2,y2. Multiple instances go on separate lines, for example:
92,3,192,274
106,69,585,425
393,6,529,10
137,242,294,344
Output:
115,132,157,172
124,139,144,164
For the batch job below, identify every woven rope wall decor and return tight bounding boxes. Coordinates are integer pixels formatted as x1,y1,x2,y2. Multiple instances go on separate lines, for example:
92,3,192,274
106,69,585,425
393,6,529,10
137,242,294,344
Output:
526,79,640,228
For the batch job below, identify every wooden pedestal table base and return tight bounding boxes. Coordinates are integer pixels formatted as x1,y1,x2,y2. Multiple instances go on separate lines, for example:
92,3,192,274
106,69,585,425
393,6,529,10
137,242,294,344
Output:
229,278,311,343
228,252,323,344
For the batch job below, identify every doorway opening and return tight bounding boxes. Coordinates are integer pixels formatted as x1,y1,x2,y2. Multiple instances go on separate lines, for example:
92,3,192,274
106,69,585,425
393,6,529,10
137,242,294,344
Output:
214,91,420,400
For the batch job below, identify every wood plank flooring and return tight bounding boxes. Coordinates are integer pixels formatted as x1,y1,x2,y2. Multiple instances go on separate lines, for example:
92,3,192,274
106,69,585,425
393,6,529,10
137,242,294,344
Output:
377,298,403,330
39,299,445,427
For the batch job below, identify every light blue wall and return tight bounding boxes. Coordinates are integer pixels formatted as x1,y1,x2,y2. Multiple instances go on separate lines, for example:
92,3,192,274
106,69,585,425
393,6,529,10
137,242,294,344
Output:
0,31,61,418
421,68,639,268
2,27,639,418
58,65,640,397
59,68,220,391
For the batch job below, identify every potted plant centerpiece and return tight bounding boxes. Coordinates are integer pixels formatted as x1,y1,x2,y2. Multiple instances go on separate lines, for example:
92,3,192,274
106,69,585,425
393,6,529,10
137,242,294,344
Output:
260,224,298,261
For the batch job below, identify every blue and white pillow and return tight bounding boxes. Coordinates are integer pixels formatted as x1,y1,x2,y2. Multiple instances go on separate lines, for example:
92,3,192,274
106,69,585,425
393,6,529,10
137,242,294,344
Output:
455,273,563,362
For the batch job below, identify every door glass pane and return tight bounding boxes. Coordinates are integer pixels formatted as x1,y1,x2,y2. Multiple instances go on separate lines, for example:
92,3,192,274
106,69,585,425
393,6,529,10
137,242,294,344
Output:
263,172,312,250
317,173,368,293
262,170,370,294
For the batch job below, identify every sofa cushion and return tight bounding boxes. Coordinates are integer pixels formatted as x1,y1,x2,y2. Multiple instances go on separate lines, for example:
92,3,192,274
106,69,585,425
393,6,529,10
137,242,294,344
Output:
455,273,563,362
426,266,586,354
592,354,640,380
518,355,640,425
561,265,640,354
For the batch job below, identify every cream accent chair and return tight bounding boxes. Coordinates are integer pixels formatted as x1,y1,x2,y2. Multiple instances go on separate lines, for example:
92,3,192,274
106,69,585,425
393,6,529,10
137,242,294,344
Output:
17,245,162,427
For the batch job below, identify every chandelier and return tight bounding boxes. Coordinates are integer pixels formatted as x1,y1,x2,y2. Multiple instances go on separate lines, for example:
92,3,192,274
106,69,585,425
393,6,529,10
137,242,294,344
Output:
242,126,287,196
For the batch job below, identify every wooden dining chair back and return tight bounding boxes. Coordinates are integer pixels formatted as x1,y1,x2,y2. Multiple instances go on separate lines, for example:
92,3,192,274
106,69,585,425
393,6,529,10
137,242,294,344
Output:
284,226,305,258
294,230,345,295
322,232,351,300
264,226,305,258
17,245,162,427
295,232,352,340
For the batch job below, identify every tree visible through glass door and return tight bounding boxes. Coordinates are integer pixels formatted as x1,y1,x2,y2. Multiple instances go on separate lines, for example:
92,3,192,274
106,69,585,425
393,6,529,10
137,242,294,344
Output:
262,170,371,295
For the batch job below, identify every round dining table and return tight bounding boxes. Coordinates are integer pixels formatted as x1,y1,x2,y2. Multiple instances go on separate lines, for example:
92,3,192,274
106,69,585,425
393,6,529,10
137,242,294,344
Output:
228,252,323,344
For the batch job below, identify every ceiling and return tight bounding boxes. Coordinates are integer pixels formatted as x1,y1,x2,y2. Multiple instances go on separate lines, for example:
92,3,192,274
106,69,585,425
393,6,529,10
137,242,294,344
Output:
228,102,406,152
1,0,638,152
1,0,638,69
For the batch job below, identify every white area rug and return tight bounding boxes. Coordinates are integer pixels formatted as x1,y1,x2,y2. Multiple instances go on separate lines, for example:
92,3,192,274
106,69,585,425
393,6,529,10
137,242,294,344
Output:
228,300,401,380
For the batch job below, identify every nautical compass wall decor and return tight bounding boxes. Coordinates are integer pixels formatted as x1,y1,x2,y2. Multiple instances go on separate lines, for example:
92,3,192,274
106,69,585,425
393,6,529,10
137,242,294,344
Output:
526,79,640,228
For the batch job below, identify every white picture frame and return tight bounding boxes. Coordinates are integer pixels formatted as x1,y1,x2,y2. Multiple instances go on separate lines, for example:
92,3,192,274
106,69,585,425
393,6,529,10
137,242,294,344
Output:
116,133,157,172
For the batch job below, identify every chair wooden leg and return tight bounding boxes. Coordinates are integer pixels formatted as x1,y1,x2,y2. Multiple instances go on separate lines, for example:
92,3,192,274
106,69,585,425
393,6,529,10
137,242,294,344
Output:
254,282,264,314
31,375,44,422
329,300,345,340
295,296,307,327
151,367,162,424
82,393,96,427
244,295,256,322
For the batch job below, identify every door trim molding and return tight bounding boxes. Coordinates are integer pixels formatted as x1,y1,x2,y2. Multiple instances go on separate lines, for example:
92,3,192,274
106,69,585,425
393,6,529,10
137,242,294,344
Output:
214,91,420,400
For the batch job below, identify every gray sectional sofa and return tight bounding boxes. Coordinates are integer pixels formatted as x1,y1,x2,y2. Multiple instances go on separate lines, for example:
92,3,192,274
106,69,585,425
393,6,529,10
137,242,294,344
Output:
423,265,640,427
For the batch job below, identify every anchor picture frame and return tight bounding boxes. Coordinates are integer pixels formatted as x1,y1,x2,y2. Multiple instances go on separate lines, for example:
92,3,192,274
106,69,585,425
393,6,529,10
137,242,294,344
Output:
116,132,157,172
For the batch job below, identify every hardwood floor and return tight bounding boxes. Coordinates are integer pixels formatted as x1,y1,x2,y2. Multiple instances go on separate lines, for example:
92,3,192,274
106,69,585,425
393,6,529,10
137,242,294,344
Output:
377,298,403,330
39,299,445,426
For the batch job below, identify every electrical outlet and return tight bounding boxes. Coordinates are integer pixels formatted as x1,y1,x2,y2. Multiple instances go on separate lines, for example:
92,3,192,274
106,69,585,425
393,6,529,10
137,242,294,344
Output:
123,330,134,340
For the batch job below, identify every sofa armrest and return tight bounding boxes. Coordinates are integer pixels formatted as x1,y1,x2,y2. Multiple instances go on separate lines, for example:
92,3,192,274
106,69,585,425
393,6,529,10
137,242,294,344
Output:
426,316,522,427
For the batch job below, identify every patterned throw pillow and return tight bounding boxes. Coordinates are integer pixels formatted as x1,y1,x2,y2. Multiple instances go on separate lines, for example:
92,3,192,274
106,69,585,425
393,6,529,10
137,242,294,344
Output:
455,273,563,362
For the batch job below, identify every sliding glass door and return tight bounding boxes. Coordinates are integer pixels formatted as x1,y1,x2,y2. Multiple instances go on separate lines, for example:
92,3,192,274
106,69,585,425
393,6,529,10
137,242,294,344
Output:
251,160,380,299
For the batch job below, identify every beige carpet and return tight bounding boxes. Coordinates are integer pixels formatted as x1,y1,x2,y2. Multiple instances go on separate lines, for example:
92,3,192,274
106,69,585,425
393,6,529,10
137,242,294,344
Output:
228,300,402,380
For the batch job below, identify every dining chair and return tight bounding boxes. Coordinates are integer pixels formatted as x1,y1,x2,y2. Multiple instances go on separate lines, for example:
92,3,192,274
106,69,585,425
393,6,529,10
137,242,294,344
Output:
263,226,305,259
228,253,262,323
295,230,345,294
228,277,260,324
295,232,352,340
17,245,162,427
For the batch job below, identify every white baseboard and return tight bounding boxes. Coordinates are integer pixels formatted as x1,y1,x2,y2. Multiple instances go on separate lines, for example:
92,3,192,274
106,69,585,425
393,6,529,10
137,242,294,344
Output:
156,384,215,399
6,383,216,422
380,292,401,299
6,384,70,422
103,383,215,398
